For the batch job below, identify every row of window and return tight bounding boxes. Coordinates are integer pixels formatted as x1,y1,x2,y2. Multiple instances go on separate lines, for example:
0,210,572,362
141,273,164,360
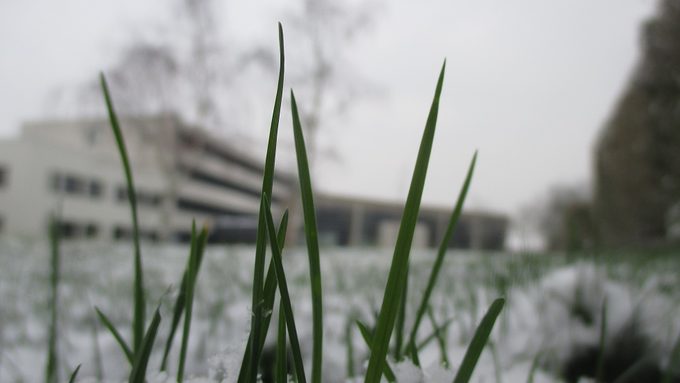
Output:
55,220,159,241
50,172,163,206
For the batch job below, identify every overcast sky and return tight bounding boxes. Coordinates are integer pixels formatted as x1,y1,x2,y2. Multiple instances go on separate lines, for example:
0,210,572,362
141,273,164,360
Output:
0,0,657,217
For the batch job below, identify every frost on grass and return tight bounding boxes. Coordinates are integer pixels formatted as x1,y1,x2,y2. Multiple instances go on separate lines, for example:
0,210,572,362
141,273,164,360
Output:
0,242,679,382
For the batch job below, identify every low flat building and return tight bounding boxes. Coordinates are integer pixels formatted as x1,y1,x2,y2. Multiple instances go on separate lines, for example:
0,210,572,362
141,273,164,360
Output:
315,194,508,250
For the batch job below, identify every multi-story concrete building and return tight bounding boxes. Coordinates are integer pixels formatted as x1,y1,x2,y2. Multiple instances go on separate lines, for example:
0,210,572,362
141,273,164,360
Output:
0,114,294,241
0,114,508,249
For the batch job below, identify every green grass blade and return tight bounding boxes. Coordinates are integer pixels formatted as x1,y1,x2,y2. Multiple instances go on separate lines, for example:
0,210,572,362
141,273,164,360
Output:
45,215,60,383
406,152,477,351
259,210,289,345
526,352,540,383
100,73,146,354
263,194,307,383
68,364,81,383
246,23,285,383
95,307,134,364
346,317,355,378
662,332,680,383
290,91,324,383
394,263,408,361
428,306,450,367
236,211,288,383
276,300,287,383
129,308,161,383
452,298,505,383
160,225,208,371
364,61,446,383
177,222,207,382
595,298,608,382
356,321,396,382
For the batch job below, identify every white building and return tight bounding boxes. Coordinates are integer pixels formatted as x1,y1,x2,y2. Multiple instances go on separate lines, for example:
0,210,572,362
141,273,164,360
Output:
0,114,294,242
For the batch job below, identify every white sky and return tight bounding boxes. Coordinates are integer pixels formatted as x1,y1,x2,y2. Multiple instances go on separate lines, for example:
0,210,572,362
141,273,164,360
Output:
0,0,657,217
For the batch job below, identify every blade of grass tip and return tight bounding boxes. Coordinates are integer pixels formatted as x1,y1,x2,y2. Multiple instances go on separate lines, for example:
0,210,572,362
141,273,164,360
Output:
364,60,446,383
95,307,134,364
246,23,285,383
356,321,396,382
595,297,608,383
427,306,450,367
452,298,505,383
178,222,204,382
263,194,307,383
290,91,323,383
406,152,477,352
236,211,288,383
160,225,209,371
662,332,680,383
276,300,287,383
45,215,60,383
129,308,161,383
68,364,81,383
101,73,145,354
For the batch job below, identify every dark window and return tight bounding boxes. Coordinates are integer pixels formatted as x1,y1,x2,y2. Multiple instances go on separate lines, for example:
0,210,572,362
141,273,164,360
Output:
58,221,78,239
176,197,248,217
85,223,98,238
0,166,7,187
113,226,130,240
117,186,162,207
187,169,286,203
89,181,103,197
64,175,82,193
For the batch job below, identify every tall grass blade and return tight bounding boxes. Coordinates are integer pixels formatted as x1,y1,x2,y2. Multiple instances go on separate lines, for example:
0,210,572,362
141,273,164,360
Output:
406,152,477,351
246,23,285,383
290,91,323,383
236,211,288,383
394,264,408,361
595,298,608,382
263,194,307,383
45,215,60,383
663,332,680,383
177,222,207,382
68,364,81,383
101,73,146,354
276,300,287,383
356,320,396,382
160,225,208,371
129,308,161,383
452,298,505,383
526,352,540,383
346,317,355,378
95,307,134,364
364,61,446,383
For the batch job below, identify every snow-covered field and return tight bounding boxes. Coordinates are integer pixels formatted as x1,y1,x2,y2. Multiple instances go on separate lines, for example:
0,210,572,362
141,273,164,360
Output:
0,239,678,382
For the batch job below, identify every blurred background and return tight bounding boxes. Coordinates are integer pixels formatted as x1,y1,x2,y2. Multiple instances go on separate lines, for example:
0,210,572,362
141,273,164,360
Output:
0,0,679,382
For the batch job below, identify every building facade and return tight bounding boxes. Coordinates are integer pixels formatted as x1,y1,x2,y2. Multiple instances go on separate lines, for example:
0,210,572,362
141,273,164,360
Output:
0,115,293,242
0,115,508,249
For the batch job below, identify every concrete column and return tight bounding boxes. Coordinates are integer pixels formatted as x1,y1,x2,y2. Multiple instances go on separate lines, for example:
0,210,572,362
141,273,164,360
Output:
348,203,365,246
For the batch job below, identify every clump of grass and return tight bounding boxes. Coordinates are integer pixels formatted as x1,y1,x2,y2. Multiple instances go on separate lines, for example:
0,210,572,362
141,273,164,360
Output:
57,22,505,382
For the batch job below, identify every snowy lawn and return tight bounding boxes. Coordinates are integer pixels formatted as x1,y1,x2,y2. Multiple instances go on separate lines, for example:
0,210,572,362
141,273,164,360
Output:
0,240,678,382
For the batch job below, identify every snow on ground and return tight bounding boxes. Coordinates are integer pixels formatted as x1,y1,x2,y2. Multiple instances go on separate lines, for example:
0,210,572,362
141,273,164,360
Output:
0,239,678,382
